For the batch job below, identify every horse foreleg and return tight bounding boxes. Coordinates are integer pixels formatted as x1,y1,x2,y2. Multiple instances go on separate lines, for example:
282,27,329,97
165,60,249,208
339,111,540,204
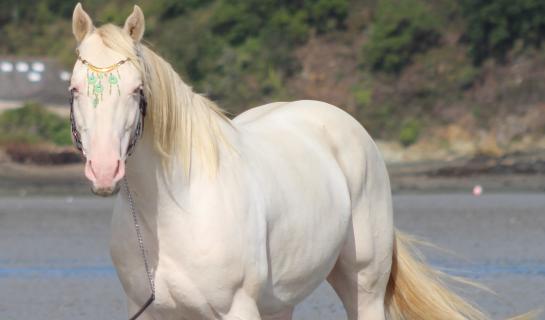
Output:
223,289,261,320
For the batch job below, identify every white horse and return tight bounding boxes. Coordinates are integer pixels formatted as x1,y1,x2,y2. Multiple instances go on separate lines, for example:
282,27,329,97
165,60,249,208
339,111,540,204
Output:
70,4,487,320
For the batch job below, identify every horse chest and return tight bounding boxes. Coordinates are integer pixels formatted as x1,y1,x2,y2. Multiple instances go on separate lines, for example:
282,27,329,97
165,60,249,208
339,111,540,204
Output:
111,205,251,318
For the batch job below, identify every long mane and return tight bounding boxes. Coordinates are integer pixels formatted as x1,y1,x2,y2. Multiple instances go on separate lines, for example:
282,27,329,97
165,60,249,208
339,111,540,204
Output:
96,24,229,175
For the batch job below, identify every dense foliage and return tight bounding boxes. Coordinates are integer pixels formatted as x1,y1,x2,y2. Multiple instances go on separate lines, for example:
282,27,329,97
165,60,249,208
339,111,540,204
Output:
158,0,349,110
462,0,545,64
363,0,440,73
1,1,545,146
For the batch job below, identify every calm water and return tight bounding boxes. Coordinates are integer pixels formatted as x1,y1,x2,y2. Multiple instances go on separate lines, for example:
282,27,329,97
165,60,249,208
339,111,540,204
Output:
0,194,544,319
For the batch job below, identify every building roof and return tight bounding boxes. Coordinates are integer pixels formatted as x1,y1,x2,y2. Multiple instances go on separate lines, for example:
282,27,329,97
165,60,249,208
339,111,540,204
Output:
0,57,71,106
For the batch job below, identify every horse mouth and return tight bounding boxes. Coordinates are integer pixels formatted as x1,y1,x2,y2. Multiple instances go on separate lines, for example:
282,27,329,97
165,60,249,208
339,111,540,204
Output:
91,183,121,197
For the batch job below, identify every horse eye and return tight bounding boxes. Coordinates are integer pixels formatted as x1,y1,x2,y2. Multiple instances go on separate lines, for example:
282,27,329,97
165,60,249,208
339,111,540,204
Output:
70,87,79,95
132,87,142,95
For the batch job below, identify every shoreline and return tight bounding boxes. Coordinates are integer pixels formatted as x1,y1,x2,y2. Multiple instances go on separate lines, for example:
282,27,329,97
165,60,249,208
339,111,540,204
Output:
1,157,544,196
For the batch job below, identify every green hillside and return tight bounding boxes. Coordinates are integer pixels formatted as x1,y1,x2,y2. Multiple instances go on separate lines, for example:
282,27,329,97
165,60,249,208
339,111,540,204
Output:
2,0,545,150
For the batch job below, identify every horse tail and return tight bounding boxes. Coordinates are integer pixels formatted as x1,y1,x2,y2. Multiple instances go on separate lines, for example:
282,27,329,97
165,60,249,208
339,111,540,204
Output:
384,231,539,319
385,230,488,320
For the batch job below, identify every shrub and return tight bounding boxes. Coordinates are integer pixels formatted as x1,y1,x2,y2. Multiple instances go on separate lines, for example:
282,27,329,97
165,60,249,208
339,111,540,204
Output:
211,0,348,46
265,9,309,45
399,119,422,146
353,84,373,108
211,1,263,45
462,0,545,64
0,102,72,146
306,0,349,33
363,0,440,73
158,0,214,19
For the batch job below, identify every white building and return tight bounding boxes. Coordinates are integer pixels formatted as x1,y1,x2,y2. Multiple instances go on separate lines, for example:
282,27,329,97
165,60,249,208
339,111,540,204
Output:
0,57,70,105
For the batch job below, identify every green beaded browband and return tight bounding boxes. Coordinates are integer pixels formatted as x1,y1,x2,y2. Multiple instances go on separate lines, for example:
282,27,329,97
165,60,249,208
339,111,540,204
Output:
77,53,129,108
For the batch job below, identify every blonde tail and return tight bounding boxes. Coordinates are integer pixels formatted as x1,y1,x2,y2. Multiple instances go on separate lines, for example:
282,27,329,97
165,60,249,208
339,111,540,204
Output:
385,230,487,320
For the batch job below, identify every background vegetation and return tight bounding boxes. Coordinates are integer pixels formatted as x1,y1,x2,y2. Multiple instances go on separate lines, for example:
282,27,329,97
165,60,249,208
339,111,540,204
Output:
0,102,71,146
1,0,545,147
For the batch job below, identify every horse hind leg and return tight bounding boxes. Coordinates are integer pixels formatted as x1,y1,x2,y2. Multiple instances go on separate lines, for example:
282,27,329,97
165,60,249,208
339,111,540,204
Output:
327,198,394,320
327,266,388,320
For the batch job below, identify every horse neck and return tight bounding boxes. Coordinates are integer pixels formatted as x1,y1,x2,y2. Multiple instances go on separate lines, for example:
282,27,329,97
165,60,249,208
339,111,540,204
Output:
124,95,236,224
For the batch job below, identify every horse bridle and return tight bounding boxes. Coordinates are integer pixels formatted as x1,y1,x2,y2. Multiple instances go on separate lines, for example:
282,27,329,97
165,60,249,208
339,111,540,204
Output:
69,54,154,320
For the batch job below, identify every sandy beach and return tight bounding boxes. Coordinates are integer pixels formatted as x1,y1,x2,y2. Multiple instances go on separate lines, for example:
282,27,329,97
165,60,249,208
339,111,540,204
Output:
0,193,543,319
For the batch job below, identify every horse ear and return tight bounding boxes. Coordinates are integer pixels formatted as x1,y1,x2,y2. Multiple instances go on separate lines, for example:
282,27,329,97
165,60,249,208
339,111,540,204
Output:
72,3,94,43
123,5,145,43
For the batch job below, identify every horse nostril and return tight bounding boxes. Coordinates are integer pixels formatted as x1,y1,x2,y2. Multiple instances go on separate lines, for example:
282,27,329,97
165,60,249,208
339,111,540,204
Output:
89,160,97,178
113,160,126,183
85,157,125,186
85,159,97,183
114,160,120,176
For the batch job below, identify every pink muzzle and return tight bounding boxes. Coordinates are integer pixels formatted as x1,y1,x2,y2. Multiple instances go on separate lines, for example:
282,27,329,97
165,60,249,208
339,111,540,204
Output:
85,154,125,196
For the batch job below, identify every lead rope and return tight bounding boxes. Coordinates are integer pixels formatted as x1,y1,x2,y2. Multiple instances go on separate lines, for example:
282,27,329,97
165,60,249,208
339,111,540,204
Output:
124,177,156,320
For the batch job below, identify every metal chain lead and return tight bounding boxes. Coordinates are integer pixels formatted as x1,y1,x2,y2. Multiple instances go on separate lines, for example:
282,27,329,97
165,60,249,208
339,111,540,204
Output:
124,177,155,320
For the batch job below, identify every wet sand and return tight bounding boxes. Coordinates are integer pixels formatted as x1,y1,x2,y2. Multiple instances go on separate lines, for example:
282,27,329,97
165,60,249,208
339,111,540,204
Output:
0,193,543,319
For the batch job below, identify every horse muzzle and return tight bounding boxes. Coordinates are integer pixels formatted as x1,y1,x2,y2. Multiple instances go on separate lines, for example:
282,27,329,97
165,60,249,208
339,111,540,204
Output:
91,183,121,197
85,158,125,197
